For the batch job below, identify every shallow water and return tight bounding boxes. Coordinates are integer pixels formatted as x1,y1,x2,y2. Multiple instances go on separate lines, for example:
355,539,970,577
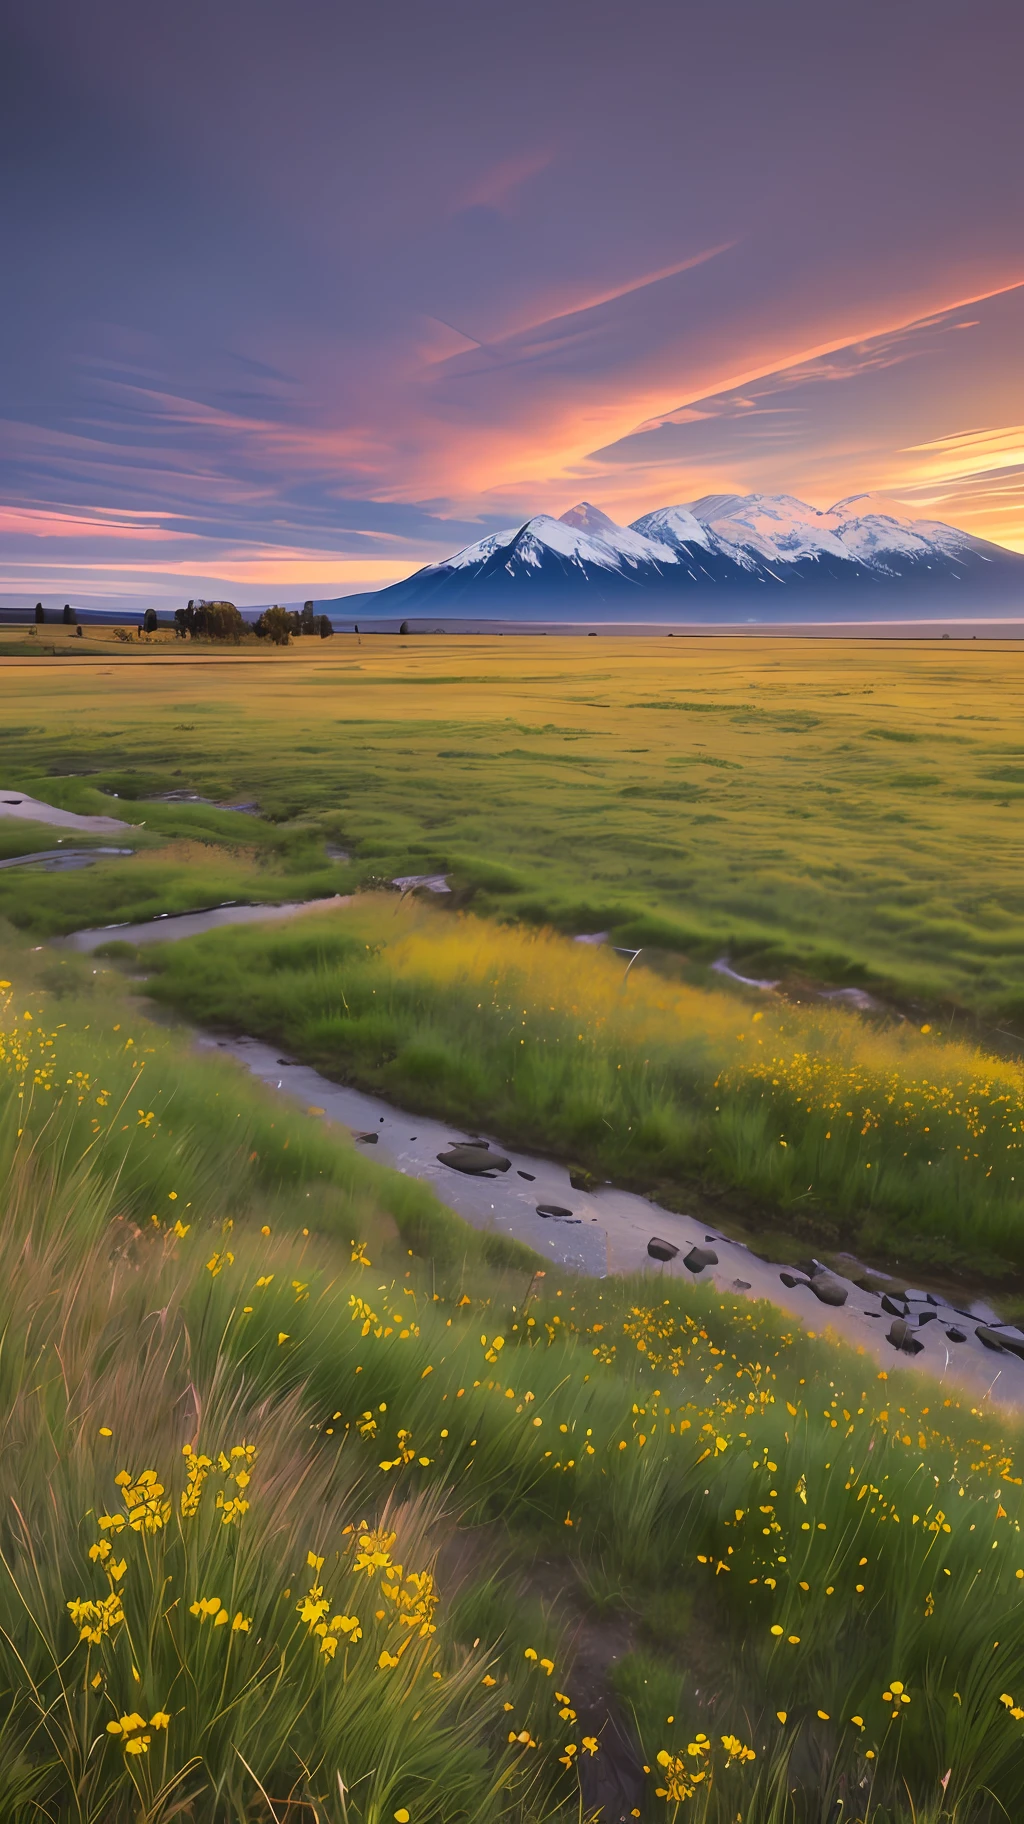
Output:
60,894,350,953
0,846,133,873
209,1036,1024,1408
0,790,129,835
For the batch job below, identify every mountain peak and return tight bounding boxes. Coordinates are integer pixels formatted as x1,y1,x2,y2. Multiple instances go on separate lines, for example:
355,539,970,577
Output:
344,487,1022,622
558,501,621,534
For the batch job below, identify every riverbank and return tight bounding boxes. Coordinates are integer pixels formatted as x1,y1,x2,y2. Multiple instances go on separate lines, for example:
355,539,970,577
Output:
137,894,1024,1288
206,1029,1024,1410
50,891,1024,1404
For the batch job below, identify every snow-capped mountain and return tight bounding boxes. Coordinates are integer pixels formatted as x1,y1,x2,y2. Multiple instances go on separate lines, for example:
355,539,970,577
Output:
330,494,1024,623
438,508,676,580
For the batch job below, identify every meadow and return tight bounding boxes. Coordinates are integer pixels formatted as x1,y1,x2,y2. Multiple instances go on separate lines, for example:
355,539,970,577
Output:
4,957,1024,1823
143,895,1024,1282
4,635,1024,1819
1,635,1024,1020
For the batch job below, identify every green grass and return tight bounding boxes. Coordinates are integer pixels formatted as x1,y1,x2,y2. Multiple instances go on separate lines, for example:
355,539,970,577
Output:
8,635,1024,1819
4,961,1024,1820
0,944,532,1273
2,635,1024,1019
143,894,1024,1278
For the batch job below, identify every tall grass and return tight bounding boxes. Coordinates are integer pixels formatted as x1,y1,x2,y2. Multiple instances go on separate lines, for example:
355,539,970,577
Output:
0,949,533,1272
0,1167,521,1821
147,896,1024,1273
3,967,1024,1818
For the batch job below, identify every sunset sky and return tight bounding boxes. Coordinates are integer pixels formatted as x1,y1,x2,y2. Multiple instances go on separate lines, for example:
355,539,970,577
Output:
2,0,1023,608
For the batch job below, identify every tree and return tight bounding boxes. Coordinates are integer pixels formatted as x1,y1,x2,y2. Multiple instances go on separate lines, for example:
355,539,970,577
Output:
63,603,76,625
35,603,45,625
143,608,159,633
174,599,246,641
256,605,291,646
318,614,334,639
200,601,245,640
301,600,316,635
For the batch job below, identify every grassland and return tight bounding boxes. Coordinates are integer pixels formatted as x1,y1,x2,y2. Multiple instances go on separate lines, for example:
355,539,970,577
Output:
1,635,1024,1020
5,633,1024,1817
5,957,1024,1823
143,894,1024,1280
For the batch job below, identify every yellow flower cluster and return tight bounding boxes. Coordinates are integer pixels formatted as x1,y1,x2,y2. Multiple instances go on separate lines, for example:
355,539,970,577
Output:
106,1709,170,1756
189,1595,251,1631
66,1592,125,1646
180,1444,212,1517
719,1030,1024,1176
214,1443,256,1526
114,1468,171,1535
294,1530,439,1667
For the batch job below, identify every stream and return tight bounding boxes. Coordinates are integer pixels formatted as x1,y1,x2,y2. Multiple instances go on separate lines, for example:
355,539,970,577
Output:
60,894,351,952
61,897,1024,1410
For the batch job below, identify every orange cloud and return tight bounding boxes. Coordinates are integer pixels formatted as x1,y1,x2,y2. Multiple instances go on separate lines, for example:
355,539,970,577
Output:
899,424,1024,485
0,551,418,588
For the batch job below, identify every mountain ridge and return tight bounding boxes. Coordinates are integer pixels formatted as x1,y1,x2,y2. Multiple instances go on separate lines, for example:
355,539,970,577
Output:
324,493,1024,622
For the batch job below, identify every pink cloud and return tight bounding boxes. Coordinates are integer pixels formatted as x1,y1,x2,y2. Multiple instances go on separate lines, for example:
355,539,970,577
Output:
0,504,181,540
453,148,555,214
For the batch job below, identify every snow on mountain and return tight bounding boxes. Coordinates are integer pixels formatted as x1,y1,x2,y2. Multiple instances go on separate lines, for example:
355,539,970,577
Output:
331,491,1024,621
630,503,713,554
558,501,621,536
439,509,675,578
682,493,856,566
829,513,935,565
442,526,518,571
438,493,985,582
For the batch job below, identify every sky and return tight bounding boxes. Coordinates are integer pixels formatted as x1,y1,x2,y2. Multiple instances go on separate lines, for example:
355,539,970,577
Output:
2,0,1023,609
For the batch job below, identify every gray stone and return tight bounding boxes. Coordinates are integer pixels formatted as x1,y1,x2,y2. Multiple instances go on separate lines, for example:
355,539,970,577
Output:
809,1275,848,1308
437,1145,511,1175
682,1244,717,1272
648,1237,680,1263
982,1328,1024,1361
887,1318,924,1355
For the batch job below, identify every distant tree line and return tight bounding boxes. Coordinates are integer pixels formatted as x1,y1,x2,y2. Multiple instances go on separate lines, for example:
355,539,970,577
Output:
253,601,334,645
171,600,248,641
23,598,336,642
163,599,334,644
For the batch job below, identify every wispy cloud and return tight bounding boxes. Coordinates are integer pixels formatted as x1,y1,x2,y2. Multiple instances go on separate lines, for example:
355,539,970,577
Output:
453,149,556,215
574,281,1024,546
432,243,737,381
